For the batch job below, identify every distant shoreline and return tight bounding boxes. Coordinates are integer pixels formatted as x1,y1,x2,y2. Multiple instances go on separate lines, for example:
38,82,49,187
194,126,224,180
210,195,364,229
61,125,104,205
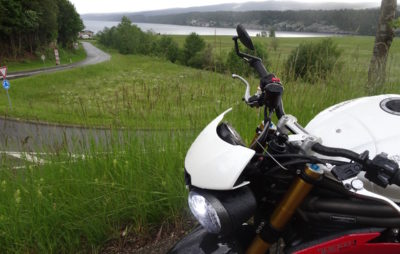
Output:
84,20,340,37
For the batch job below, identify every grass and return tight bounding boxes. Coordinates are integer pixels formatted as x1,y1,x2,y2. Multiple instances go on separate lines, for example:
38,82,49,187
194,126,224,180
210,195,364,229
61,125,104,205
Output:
0,43,87,73
0,132,191,253
1,36,400,252
1,36,400,130
1,51,261,133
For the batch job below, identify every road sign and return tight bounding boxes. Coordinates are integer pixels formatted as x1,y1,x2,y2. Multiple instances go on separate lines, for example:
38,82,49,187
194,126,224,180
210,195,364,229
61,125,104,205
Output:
3,79,10,90
2,79,11,108
0,66,6,79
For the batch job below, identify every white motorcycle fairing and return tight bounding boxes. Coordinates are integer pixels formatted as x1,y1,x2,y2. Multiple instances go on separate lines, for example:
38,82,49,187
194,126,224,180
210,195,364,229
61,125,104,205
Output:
185,108,256,190
306,94,400,202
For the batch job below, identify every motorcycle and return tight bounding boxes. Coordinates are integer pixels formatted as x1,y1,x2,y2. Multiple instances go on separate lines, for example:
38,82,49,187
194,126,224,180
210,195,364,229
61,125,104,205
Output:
168,25,400,254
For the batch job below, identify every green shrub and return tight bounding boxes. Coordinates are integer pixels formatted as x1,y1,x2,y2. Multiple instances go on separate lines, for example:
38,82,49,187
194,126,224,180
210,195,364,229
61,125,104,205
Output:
150,35,180,63
285,38,341,82
166,41,180,63
182,33,206,65
187,43,214,69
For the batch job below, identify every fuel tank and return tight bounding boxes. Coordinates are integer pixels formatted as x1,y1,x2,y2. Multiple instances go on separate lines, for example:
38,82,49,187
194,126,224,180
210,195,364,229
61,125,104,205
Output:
305,94,400,202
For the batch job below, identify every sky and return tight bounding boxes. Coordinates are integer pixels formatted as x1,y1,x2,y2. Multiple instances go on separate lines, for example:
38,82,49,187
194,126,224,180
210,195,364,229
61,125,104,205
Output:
69,0,381,14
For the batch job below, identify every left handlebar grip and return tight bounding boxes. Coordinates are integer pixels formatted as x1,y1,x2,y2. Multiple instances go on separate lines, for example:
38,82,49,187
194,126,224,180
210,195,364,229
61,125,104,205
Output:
251,60,268,78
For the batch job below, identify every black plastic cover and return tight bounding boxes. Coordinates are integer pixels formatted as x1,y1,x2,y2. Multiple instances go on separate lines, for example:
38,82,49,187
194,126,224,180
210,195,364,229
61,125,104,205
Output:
167,224,255,254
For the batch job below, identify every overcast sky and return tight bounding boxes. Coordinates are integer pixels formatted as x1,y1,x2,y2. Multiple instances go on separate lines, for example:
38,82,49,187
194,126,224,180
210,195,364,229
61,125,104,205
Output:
69,0,381,14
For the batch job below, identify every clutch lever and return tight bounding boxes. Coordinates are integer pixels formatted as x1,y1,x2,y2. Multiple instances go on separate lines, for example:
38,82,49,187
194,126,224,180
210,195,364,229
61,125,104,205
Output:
342,177,400,215
232,74,261,107
232,74,251,103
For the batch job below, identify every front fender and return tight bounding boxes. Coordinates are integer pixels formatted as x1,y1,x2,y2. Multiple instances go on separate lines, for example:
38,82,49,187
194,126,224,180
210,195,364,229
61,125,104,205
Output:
168,224,255,254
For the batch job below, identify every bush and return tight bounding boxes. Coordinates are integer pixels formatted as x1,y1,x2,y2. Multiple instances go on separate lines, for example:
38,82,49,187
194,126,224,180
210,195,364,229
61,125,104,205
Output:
187,44,214,69
166,41,180,63
182,33,205,65
226,42,270,77
285,38,341,82
150,35,180,63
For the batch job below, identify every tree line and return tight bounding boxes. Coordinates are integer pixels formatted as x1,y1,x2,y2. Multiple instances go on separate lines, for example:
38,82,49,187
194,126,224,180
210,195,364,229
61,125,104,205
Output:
0,0,83,59
98,17,269,77
126,9,399,36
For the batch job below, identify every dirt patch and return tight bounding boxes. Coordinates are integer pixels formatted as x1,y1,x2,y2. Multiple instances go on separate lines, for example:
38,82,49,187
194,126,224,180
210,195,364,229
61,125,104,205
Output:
100,219,196,254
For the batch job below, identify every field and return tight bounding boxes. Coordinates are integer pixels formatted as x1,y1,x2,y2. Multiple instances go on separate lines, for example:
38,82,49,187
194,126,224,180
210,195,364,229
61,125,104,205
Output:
2,36,400,129
1,35,400,252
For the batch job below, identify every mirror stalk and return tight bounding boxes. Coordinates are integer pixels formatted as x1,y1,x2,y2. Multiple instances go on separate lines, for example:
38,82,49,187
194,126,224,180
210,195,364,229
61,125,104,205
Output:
232,36,261,63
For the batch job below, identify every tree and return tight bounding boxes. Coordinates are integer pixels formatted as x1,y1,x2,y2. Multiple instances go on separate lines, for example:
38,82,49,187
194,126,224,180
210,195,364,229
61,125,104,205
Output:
367,0,397,93
182,33,205,65
57,0,83,48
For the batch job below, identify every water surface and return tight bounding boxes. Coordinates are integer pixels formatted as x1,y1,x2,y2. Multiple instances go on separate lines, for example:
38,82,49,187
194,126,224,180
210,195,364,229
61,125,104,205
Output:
84,20,335,38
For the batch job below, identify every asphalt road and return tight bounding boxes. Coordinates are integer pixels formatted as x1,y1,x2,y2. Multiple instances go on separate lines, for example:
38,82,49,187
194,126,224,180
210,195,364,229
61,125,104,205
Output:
0,117,114,152
1,42,111,161
7,42,110,80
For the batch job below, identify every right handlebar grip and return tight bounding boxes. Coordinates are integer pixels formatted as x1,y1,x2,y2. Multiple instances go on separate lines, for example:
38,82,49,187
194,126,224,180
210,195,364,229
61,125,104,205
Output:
391,169,400,186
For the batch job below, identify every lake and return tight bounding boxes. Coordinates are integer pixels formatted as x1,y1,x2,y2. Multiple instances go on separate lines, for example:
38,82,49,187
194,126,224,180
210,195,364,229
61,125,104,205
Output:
83,20,335,38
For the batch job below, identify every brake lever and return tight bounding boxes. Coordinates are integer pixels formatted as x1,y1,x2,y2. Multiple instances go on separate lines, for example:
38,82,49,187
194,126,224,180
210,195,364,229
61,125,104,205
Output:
342,177,400,215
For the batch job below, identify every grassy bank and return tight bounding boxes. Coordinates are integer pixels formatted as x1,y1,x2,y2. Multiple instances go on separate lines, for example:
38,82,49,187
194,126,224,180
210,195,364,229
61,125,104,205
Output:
0,43,87,73
1,36,400,252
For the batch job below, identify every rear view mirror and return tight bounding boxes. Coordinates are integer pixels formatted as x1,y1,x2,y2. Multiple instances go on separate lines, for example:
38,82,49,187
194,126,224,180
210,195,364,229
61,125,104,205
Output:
236,24,254,50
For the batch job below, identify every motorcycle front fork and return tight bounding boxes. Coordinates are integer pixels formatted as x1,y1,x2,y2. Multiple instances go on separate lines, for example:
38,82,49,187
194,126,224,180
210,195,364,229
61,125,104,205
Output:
246,164,324,254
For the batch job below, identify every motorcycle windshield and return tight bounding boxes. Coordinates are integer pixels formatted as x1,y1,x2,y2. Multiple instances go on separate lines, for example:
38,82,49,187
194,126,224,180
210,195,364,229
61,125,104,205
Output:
185,108,255,190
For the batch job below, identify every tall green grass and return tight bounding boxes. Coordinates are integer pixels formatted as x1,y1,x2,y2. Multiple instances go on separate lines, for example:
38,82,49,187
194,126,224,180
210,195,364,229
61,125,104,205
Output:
0,131,192,253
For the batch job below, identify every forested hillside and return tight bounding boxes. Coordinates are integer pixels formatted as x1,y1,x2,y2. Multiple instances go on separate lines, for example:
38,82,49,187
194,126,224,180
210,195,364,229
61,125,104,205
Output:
0,0,83,59
125,9,399,35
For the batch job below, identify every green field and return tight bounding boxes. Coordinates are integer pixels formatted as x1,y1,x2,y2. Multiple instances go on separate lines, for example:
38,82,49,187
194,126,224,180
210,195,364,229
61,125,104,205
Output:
2,36,400,130
1,35,400,253
0,43,87,73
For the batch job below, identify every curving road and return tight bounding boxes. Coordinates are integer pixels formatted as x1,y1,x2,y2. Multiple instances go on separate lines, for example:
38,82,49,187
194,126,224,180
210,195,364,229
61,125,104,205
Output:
1,42,111,163
7,42,110,80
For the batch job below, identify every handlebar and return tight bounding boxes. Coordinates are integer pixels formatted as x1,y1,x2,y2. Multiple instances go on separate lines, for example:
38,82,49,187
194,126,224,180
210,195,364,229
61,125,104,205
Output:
312,143,400,188
232,29,285,119
250,59,269,79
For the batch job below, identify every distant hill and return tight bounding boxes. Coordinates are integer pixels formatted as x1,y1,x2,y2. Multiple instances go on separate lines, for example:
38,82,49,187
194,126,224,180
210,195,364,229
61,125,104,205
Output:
81,0,379,21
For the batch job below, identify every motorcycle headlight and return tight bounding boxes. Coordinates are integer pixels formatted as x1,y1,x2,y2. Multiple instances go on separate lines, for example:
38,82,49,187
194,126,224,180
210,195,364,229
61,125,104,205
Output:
188,187,256,235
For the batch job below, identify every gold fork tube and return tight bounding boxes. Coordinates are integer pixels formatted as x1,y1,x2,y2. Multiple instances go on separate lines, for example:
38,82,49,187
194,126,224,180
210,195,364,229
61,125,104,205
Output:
246,166,323,254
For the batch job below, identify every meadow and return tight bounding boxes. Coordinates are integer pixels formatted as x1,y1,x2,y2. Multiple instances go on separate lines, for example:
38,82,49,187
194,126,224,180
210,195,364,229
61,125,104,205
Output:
1,35,400,252
2,36,400,129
